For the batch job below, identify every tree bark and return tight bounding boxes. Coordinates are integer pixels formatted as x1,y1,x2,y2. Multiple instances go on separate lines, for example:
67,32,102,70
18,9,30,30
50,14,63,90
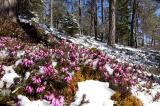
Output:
130,0,136,47
101,0,104,24
94,0,98,40
101,0,104,41
79,0,82,35
90,1,94,36
0,0,18,22
135,13,139,48
51,0,53,28
108,0,116,46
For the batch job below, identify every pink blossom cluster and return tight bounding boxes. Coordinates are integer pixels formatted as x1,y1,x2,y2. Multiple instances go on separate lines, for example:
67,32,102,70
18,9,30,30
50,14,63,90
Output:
44,93,64,106
30,49,49,61
43,64,56,76
31,76,42,84
0,43,5,49
54,49,65,59
22,58,34,68
25,85,34,94
112,64,136,86
25,75,46,94
64,74,72,83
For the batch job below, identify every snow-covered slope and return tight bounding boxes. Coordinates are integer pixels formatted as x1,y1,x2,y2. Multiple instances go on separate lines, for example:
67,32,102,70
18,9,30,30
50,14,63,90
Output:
52,29,160,71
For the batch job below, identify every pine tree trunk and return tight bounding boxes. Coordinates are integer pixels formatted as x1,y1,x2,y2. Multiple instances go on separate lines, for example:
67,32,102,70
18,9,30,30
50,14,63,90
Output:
94,0,98,40
0,0,18,22
90,1,94,36
135,13,138,48
101,0,104,23
51,0,53,28
130,0,136,47
142,35,144,46
90,14,93,36
101,0,104,41
108,0,116,46
79,0,82,36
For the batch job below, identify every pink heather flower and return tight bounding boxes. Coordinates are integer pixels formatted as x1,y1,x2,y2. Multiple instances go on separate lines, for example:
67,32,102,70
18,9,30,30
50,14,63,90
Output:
61,67,68,72
43,64,54,76
36,85,45,93
59,96,64,106
29,49,49,61
104,72,109,79
25,85,33,94
61,40,66,45
32,76,41,84
64,74,72,83
122,73,127,77
119,69,123,74
22,58,34,68
10,50,17,56
45,93,55,101
122,77,128,82
124,67,129,73
44,93,64,106
74,67,80,71
0,43,5,49
114,73,119,77
113,78,118,84
15,45,21,50
79,48,87,54
129,80,136,85
98,61,101,66
51,96,64,106
55,49,64,57
69,43,75,49
99,51,106,57
25,49,32,54
60,58,65,63
70,61,76,67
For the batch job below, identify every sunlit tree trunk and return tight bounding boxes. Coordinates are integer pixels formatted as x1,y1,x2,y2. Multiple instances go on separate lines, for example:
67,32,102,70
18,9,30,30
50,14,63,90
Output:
101,0,104,41
79,0,82,36
108,0,116,46
90,1,94,36
94,0,98,40
130,0,136,47
50,0,53,28
101,0,104,23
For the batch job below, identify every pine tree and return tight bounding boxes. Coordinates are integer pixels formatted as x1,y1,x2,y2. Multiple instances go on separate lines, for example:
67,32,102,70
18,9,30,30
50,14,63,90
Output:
51,0,53,28
116,0,130,45
130,0,137,47
108,0,116,46
93,0,98,40
18,0,44,21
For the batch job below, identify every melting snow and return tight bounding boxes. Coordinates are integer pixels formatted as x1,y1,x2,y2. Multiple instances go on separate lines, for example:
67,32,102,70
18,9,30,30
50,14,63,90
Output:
71,80,115,106
1,65,20,88
18,95,50,106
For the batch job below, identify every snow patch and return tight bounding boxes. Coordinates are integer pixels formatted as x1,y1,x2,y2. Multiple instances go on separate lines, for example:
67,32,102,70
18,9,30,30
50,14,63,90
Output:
71,80,115,106
18,95,50,106
1,65,20,88
105,64,114,75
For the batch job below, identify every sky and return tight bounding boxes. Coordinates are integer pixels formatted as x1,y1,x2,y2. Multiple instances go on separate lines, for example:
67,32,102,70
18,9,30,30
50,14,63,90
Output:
155,8,160,16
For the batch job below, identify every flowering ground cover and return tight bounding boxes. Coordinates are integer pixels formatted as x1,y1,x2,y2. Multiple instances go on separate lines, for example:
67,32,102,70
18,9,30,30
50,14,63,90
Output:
0,36,159,106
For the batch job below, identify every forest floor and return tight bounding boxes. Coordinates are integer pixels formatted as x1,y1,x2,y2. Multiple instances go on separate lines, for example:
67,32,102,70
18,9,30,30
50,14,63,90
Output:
0,19,160,106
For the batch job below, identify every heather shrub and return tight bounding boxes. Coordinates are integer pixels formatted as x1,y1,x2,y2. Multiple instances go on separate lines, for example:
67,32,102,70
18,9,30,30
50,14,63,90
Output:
0,18,26,39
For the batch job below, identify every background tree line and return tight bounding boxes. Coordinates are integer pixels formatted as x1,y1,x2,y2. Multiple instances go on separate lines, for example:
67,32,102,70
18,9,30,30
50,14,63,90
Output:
0,0,160,49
